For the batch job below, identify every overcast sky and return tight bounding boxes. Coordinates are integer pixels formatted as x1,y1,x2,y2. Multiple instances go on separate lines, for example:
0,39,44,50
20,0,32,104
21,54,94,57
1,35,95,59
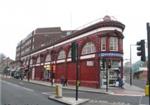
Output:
0,0,149,63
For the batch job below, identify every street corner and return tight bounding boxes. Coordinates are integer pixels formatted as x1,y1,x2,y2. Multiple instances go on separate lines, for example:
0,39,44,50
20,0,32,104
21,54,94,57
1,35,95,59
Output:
48,95,89,105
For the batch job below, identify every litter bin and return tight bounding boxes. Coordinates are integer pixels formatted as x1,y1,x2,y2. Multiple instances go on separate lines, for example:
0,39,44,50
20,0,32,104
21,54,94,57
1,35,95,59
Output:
145,85,149,96
55,84,62,98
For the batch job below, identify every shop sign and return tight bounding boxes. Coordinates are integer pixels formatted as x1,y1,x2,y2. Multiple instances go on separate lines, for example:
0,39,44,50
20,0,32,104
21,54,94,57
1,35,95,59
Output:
87,61,94,66
44,64,51,70
111,61,120,68
99,52,123,57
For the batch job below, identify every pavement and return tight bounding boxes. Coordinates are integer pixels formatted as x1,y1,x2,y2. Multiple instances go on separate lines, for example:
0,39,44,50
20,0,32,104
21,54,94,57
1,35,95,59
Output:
1,75,145,105
23,79,145,96
23,78,145,105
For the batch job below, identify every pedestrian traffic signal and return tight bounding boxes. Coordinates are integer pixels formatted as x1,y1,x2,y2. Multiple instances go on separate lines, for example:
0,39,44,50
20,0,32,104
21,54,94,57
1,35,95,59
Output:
136,40,146,61
71,42,78,62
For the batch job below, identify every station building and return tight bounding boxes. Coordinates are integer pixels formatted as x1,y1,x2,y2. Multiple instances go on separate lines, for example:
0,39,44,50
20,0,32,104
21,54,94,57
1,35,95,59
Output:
16,16,125,88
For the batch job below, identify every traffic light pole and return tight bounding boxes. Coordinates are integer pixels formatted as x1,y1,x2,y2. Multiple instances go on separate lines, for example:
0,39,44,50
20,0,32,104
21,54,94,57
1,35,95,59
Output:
146,23,150,100
130,44,132,86
71,42,79,101
130,44,135,85
106,59,108,92
76,43,79,101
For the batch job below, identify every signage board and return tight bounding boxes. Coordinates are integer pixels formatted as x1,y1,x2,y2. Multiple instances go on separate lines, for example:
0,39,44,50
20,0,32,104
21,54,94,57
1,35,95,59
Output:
99,52,123,57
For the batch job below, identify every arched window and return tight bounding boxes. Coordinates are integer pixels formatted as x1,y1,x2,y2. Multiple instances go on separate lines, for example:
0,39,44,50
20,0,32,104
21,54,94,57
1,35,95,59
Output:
36,56,40,64
58,50,66,60
81,42,96,55
109,37,118,51
101,37,106,51
45,54,51,62
30,59,33,65
25,59,28,65
68,49,71,58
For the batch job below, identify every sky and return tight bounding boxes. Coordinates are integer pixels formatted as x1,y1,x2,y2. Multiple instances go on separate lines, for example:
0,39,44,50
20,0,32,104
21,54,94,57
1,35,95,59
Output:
0,0,150,63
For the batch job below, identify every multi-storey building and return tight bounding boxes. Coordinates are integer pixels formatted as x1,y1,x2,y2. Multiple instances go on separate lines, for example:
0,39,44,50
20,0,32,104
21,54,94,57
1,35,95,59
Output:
16,27,73,61
16,16,125,88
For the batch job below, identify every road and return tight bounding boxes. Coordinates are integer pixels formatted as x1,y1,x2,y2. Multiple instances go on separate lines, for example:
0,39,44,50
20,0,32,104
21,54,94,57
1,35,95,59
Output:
126,78,146,89
1,77,149,105
1,78,64,105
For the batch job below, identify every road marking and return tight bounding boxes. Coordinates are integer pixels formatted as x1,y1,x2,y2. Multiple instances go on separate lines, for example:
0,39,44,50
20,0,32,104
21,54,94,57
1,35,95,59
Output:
89,100,131,105
111,93,145,97
139,96,143,105
109,92,145,97
2,80,34,92
42,92,54,95
19,82,24,85
42,91,83,95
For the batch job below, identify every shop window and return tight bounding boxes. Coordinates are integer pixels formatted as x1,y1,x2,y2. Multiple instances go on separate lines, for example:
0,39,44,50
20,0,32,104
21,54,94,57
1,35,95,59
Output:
58,50,66,60
45,54,51,62
109,37,118,51
81,42,96,55
101,37,106,51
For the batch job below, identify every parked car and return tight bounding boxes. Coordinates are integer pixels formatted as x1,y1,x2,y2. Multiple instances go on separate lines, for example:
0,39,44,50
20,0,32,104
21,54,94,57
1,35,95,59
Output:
13,71,21,79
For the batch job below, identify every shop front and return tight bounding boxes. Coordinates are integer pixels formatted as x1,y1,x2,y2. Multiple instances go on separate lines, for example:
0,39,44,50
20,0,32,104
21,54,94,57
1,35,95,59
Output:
43,64,51,81
99,52,123,88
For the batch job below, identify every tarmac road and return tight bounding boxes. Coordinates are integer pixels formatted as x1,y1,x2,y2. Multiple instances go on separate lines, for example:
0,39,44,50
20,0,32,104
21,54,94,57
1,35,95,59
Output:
1,77,149,105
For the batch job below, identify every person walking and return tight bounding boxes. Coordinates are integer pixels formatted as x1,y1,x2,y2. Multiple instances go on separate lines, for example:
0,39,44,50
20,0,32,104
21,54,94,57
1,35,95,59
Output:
118,77,124,89
60,75,65,86
64,78,68,86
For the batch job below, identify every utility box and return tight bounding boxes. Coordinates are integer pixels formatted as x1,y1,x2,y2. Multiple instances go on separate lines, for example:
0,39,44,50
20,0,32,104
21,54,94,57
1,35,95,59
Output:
55,84,62,98
145,85,149,96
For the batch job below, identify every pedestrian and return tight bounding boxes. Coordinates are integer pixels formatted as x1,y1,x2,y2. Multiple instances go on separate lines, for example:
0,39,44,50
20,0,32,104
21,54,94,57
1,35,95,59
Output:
51,73,54,86
27,71,30,82
118,77,124,89
64,78,68,86
51,78,54,86
60,75,65,86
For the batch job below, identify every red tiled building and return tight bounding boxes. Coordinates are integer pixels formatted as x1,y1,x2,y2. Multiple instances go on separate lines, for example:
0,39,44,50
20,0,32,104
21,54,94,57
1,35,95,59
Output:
17,16,125,88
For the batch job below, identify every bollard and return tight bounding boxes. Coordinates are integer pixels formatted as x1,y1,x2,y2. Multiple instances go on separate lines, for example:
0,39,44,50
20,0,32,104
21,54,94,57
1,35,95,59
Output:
55,84,62,98
145,85,149,96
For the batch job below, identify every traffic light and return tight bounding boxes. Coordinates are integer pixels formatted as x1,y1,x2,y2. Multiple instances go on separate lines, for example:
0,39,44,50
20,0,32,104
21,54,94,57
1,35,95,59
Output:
136,40,146,61
107,60,111,68
71,42,78,62
102,58,106,69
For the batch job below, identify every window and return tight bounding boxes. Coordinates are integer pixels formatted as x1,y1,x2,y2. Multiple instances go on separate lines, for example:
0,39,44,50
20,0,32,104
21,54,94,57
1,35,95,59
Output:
26,59,29,65
68,49,71,57
119,39,123,51
101,37,106,51
58,50,66,60
36,56,40,64
109,37,118,51
30,59,33,65
81,42,96,55
45,54,51,62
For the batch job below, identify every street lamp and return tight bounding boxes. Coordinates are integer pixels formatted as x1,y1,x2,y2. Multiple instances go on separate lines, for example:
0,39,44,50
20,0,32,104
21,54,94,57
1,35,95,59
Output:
130,44,136,86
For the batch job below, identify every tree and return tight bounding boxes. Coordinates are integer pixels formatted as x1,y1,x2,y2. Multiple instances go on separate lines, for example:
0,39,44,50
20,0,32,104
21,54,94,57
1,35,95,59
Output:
0,53,6,63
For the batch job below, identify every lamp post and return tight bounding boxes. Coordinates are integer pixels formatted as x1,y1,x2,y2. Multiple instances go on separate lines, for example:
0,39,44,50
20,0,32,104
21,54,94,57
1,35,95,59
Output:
130,44,136,86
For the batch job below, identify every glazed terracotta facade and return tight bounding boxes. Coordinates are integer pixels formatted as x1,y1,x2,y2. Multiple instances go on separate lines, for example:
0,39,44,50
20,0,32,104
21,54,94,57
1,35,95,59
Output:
19,16,125,88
